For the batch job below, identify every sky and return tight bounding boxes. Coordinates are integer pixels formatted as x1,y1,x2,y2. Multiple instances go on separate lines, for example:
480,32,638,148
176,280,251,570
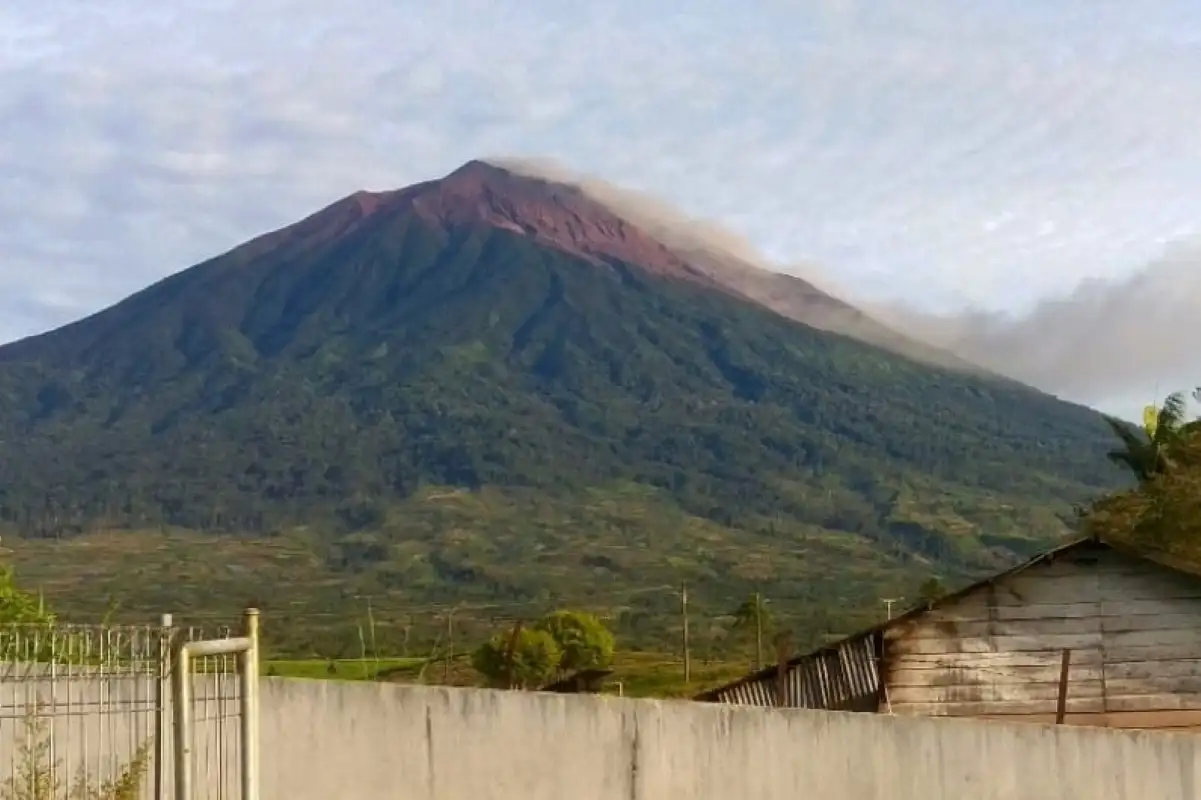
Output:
3,0,1200,416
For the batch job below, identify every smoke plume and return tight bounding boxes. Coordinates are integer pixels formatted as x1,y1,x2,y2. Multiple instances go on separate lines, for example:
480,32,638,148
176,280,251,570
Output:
873,247,1201,400
488,157,1201,406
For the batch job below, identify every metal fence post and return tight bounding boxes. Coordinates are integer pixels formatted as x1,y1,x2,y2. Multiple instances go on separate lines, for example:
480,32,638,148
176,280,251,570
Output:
240,608,260,800
172,633,193,800
154,612,174,800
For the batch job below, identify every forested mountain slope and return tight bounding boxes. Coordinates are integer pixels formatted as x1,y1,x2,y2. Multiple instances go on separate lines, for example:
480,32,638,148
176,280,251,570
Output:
0,161,1126,645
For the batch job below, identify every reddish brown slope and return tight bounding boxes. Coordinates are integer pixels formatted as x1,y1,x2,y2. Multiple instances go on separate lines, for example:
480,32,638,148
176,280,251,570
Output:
213,159,979,372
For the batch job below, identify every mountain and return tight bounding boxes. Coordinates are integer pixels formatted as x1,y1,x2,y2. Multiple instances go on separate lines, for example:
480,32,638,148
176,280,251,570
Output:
462,159,983,373
0,160,1125,652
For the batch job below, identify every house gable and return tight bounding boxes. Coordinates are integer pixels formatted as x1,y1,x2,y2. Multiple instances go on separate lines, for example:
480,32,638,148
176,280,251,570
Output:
881,541,1201,729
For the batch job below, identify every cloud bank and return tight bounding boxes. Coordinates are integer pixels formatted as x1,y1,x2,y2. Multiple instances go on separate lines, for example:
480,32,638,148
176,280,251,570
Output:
875,248,1201,403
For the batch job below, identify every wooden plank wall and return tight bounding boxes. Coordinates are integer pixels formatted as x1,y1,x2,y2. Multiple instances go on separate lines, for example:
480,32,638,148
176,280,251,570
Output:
882,545,1201,730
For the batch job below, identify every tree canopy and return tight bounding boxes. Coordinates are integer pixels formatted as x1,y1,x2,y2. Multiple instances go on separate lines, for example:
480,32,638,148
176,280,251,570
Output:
533,610,616,674
917,577,948,605
729,593,772,636
473,610,616,688
1103,389,1201,483
471,627,561,689
1087,389,1201,557
0,568,52,626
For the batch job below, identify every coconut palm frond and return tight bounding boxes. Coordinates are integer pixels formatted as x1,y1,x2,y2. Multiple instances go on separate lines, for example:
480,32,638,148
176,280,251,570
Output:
1105,450,1137,476
1106,449,1154,481
1104,414,1142,441
1156,391,1189,438
1104,392,1201,483
1180,390,1201,439
1104,414,1160,481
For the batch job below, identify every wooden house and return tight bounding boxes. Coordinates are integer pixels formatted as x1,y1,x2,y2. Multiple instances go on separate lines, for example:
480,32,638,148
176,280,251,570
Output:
696,537,1201,731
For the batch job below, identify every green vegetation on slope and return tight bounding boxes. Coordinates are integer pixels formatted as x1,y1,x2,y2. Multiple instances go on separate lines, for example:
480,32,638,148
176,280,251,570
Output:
0,486,993,655
1088,388,1201,557
0,214,1126,651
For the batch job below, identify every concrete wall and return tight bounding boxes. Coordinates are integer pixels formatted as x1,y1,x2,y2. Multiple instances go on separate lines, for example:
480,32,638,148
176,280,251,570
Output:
260,678,1201,799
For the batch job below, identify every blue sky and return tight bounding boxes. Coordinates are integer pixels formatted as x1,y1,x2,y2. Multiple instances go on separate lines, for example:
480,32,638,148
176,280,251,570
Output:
3,1,1200,414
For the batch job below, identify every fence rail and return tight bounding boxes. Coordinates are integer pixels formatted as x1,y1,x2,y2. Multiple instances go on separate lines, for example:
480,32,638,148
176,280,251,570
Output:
0,613,257,800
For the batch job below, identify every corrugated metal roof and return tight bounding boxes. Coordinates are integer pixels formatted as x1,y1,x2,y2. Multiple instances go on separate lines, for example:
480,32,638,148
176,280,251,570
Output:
695,535,1201,708
699,631,881,709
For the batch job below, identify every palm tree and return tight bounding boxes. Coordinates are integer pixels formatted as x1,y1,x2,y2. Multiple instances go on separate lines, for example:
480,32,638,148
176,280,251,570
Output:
729,593,771,669
730,593,772,634
1104,390,1200,482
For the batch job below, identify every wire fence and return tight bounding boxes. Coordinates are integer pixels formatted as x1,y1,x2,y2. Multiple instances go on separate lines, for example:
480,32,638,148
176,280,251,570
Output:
255,597,885,672
0,618,249,800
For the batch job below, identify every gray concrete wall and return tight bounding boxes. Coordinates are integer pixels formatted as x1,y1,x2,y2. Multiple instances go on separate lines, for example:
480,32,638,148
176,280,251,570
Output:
260,678,1201,799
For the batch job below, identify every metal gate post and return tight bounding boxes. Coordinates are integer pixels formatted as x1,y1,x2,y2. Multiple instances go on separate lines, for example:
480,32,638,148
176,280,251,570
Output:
154,612,175,800
171,609,260,800
240,609,260,800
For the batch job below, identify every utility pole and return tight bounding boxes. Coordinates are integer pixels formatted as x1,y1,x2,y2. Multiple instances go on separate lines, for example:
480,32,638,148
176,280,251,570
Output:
754,591,764,670
881,597,903,621
774,632,792,707
681,582,691,684
444,607,457,683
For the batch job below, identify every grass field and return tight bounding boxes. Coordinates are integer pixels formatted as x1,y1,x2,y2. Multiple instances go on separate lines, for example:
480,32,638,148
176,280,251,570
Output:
604,652,750,698
264,657,426,681
0,514,904,660
262,651,753,699
0,520,875,703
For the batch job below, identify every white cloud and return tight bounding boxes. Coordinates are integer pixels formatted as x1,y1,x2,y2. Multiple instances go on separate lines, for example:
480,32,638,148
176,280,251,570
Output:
873,246,1201,410
2,0,1201,410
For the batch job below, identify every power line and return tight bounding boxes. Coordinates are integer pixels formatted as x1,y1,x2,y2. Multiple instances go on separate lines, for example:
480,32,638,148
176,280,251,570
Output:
163,584,685,620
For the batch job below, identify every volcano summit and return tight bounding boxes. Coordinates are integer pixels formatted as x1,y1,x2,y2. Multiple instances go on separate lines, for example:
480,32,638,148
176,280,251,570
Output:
0,160,1122,636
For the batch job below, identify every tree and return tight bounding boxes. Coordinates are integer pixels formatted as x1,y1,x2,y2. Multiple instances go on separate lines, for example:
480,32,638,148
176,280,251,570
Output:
729,593,772,667
534,610,616,674
1086,430,1201,549
0,568,52,626
471,628,560,689
1103,390,1201,483
917,577,947,605
1088,387,1201,557
729,593,772,636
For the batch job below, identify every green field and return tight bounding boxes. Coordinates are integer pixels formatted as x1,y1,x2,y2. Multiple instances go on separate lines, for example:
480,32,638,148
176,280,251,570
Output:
262,651,751,699
265,657,426,682
0,508,925,662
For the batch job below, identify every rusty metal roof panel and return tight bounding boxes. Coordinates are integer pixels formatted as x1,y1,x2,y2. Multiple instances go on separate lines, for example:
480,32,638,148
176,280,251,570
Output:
699,633,881,710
